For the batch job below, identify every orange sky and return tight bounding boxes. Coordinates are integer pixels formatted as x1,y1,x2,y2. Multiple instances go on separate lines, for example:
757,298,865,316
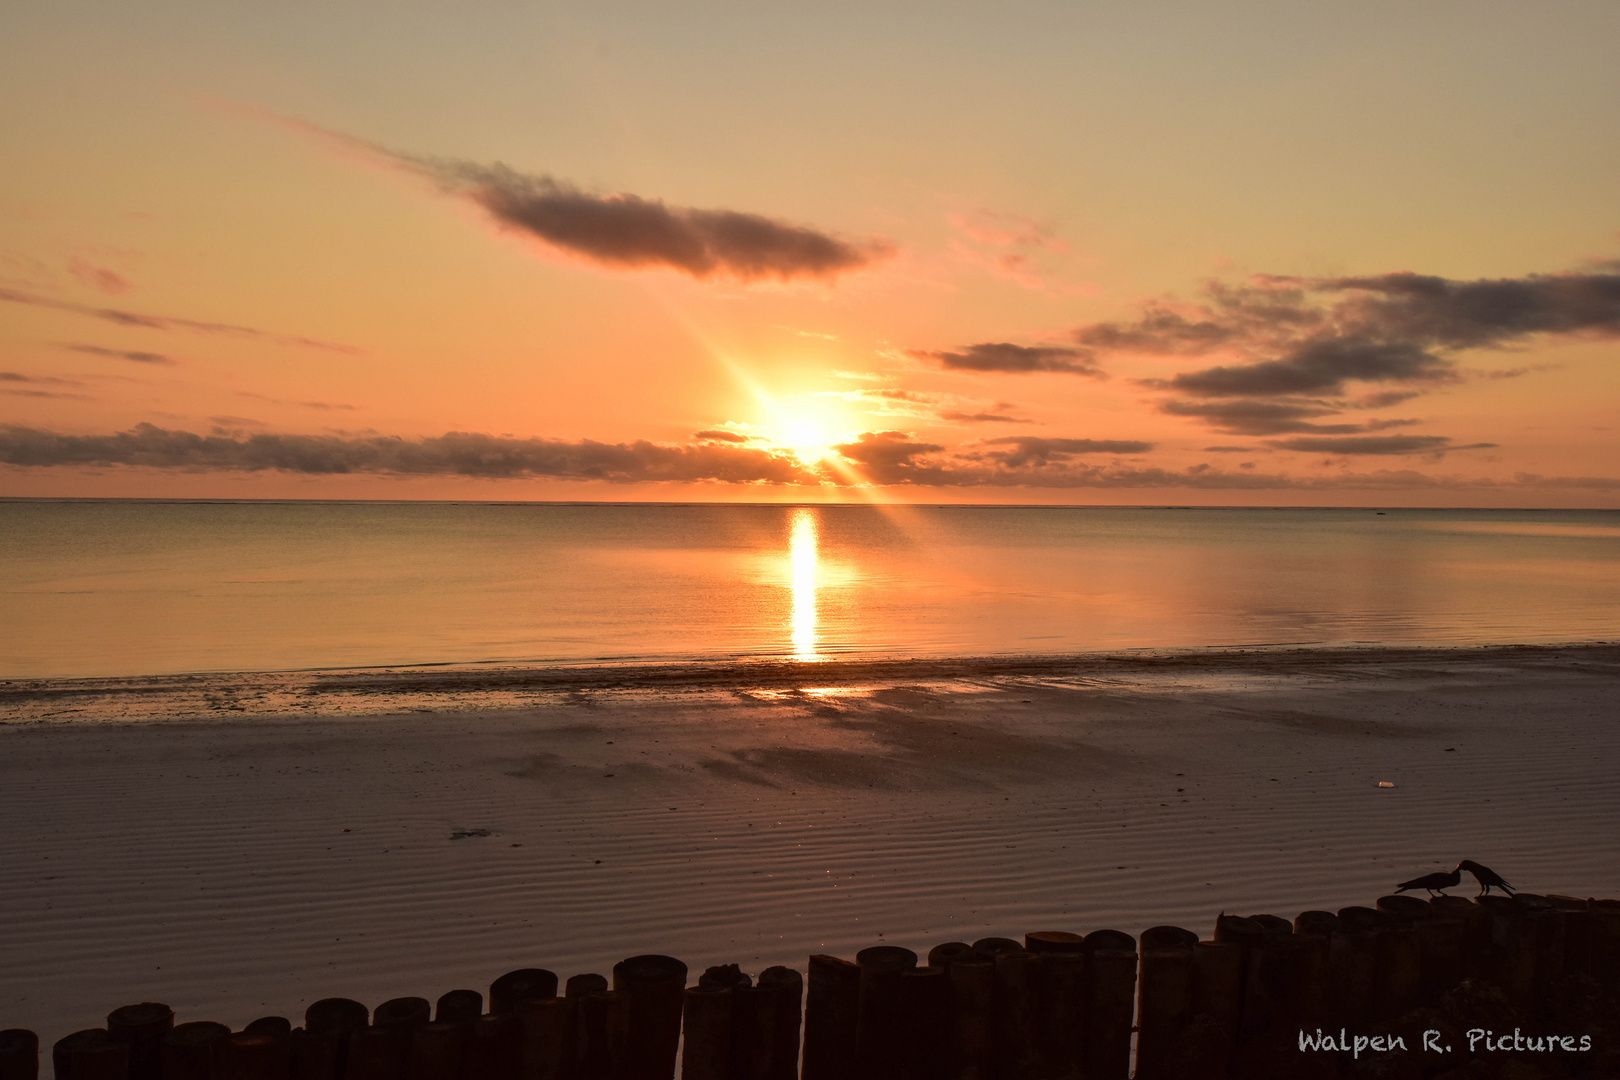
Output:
2,0,1618,506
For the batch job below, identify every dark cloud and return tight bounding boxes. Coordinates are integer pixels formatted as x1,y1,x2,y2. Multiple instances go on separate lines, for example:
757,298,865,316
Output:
1159,398,1367,435
1202,446,1255,453
694,429,751,443
407,158,890,282
828,430,950,484
0,288,361,354
1070,266,1620,404
0,371,90,400
1317,270,1620,348
1267,435,1496,456
65,344,176,365
235,391,357,412
978,436,1154,467
67,258,132,295
0,423,817,484
1160,338,1451,397
907,342,1103,375
1,371,78,385
938,410,1030,424
4,421,1611,491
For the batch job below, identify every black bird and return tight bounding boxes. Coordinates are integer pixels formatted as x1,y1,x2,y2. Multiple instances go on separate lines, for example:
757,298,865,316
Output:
1395,868,1461,896
1456,860,1515,896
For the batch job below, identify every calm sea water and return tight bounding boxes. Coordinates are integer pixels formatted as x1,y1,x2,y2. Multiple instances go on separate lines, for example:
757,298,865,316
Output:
3,500,1618,679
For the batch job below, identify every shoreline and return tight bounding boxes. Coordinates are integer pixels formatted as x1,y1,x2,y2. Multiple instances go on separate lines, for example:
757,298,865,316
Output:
4,641,1619,1049
4,640,1618,724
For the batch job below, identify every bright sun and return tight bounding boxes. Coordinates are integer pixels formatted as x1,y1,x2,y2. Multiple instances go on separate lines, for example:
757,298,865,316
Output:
781,419,833,462
759,395,846,464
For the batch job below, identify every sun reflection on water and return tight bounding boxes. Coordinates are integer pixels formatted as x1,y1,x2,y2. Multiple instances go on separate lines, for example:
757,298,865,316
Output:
789,507,819,660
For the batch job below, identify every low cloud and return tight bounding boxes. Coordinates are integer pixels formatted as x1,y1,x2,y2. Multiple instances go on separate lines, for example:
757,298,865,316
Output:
0,288,360,354
0,423,816,484
67,258,133,295
939,410,1030,424
4,422,1605,491
1072,267,1620,401
1268,435,1496,456
907,342,1104,376
0,371,91,400
402,158,890,282
694,429,752,443
977,436,1153,467
65,344,176,365
1158,398,1421,436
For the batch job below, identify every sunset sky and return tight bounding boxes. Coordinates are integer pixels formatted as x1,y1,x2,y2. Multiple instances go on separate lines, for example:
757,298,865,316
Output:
3,0,1618,505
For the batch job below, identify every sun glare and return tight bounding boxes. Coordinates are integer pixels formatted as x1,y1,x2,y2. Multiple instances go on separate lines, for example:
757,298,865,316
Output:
760,395,846,464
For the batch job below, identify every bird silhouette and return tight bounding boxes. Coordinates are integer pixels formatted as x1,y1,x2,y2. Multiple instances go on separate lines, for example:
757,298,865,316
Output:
1395,868,1461,896
1456,860,1515,896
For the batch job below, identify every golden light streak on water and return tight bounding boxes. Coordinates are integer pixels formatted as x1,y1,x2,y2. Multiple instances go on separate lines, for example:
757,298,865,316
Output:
789,507,820,660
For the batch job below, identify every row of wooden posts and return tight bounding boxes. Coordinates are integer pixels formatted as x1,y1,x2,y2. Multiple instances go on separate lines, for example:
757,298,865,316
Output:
5,891,1619,1080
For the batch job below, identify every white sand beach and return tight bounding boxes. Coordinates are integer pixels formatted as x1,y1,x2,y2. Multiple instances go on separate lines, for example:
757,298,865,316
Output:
3,645,1618,1051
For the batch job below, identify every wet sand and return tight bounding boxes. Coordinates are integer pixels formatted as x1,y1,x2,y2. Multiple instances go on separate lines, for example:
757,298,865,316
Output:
2,644,1618,1049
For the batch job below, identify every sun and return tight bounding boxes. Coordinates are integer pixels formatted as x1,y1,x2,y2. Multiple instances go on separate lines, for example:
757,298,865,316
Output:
780,418,834,462
759,395,847,464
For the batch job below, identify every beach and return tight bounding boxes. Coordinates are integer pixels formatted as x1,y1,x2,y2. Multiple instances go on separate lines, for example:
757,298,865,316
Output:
4,643,1619,1051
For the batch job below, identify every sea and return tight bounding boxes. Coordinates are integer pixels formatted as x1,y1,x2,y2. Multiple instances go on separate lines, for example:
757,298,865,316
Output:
3,499,1618,680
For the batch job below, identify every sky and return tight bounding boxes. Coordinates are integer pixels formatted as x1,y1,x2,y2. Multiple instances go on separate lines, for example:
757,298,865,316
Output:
2,0,1618,506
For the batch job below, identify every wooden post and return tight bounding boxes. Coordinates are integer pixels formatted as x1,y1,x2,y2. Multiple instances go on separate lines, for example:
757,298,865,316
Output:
1191,940,1243,1041
1377,897,1465,1008
1370,897,1423,1020
758,966,803,1080
1081,930,1136,1080
1036,951,1084,1080
346,1026,408,1080
1329,907,1383,1028
302,998,369,1080
1025,929,1085,1080
434,992,483,1026
945,959,995,1080
574,991,628,1080
681,985,733,1080
1546,895,1592,979
106,1002,172,1080
1477,896,1535,1007
1023,932,1084,956
465,1013,522,1080
1232,914,1302,1077
612,955,687,1080
733,979,782,1080
1512,894,1566,1005
993,951,1042,1080
52,1031,128,1080
517,997,573,1080
801,955,860,1080
366,998,432,1080
969,937,1021,962
897,966,949,1080
406,1022,467,1080
244,1018,291,1039
854,945,917,1079
1590,899,1620,994
491,970,560,1016
1430,894,1491,984
0,1030,37,1080
1135,926,1199,1080
926,943,974,969
217,1032,288,1080
161,1022,231,1080
569,975,611,999
1290,911,1336,1030
376,999,432,1031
